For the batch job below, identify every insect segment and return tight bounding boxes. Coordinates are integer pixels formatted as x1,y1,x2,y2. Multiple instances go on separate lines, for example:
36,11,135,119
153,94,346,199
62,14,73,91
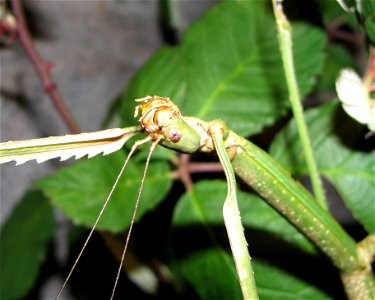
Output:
134,96,213,153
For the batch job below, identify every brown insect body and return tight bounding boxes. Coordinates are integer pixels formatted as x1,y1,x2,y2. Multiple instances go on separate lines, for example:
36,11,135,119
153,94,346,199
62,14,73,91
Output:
134,96,181,141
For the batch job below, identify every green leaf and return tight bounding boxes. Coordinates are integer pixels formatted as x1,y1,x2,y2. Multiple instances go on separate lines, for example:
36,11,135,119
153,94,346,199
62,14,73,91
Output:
37,150,172,233
0,190,54,299
315,44,354,93
181,3,325,136
173,180,315,253
178,248,242,300
119,47,186,126
364,19,375,43
119,0,326,136
253,258,332,300
270,101,375,233
359,0,375,43
316,0,356,25
177,248,332,300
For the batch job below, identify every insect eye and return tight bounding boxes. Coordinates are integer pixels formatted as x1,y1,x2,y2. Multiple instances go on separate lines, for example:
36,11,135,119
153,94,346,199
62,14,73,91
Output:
169,129,182,142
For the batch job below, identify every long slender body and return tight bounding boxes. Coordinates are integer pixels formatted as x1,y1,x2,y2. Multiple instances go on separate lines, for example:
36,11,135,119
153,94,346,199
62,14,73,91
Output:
230,131,359,270
232,133,358,270
229,132,374,299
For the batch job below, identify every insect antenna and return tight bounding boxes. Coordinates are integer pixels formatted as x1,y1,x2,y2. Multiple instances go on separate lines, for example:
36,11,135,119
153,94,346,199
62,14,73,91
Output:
55,136,152,300
110,136,162,300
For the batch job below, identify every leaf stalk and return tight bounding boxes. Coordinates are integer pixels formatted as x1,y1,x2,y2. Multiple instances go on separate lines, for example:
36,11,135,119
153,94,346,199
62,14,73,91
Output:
272,0,327,209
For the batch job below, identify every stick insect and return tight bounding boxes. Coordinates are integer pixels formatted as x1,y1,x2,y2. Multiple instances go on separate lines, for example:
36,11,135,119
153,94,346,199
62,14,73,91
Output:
1,96,374,299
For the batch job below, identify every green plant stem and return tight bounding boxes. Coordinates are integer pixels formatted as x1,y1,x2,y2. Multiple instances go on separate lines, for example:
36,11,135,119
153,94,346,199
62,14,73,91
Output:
209,121,258,300
272,0,327,209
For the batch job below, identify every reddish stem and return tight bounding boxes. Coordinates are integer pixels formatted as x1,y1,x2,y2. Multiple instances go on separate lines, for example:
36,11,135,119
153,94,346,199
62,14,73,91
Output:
177,154,193,190
327,19,361,45
11,0,80,134
187,162,223,173
172,155,224,190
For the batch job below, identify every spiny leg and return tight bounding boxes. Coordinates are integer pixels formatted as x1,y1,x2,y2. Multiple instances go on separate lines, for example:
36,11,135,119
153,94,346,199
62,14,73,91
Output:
110,136,162,300
55,136,152,300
